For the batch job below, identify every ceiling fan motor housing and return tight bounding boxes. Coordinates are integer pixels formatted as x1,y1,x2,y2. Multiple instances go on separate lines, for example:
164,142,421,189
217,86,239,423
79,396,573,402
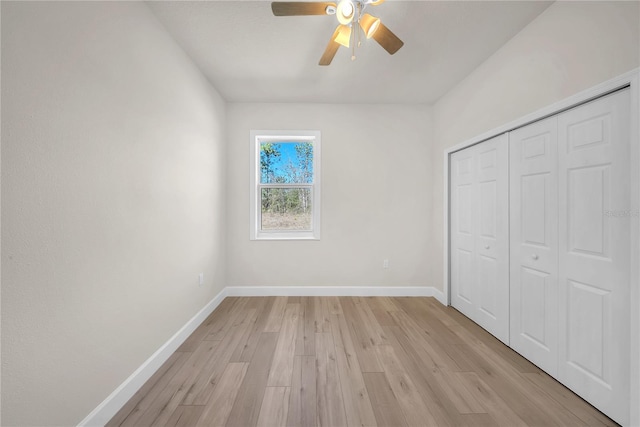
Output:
336,0,355,25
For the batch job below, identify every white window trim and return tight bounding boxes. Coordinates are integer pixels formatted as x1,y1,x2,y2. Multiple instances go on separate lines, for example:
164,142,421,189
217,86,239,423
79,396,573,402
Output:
250,130,321,240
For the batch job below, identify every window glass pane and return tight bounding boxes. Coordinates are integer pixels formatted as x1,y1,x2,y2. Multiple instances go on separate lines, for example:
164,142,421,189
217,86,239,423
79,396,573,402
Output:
261,188,312,231
260,142,313,184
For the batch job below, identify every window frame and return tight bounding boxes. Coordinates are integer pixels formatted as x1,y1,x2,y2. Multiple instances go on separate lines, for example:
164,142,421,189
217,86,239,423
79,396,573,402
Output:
250,130,321,240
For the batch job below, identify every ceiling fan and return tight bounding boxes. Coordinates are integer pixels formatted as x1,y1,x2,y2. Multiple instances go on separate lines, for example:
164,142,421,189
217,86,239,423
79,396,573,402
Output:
271,0,404,66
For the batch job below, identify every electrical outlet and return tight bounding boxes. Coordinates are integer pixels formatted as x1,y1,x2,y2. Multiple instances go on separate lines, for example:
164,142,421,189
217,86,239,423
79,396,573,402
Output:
199,273,204,287
383,259,389,269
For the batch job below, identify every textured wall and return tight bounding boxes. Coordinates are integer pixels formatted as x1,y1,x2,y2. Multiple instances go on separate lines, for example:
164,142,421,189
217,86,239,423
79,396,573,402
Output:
431,0,640,292
1,2,227,425
226,103,432,289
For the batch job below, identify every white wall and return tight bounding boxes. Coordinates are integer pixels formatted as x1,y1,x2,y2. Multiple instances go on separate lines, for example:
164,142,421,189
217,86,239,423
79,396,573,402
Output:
1,2,227,425
227,103,432,289
2,1,638,425
431,1,640,292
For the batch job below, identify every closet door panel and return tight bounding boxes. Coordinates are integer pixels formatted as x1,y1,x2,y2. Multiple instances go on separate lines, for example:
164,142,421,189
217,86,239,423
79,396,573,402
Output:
450,148,477,318
558,89,630,425
474,135,510,343
450,135,509,345
509,117,559,375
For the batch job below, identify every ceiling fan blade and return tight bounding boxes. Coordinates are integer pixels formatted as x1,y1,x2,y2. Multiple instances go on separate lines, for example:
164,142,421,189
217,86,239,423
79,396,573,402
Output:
272,2,336,16
372,22,404,55
319,26,342,66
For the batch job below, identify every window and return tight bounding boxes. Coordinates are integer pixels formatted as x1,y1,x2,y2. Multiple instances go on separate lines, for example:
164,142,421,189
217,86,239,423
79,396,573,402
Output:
250,130,321,240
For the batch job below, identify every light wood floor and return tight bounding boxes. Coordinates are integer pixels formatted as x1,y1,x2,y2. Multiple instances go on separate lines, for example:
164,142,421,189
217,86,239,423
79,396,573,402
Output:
107,297,617,426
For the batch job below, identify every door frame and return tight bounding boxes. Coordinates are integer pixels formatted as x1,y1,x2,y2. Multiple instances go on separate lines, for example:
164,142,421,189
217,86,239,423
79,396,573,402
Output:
443,68,639,426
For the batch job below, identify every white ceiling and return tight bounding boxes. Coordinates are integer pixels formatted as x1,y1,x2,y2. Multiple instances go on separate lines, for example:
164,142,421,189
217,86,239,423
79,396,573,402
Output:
148,1,552,104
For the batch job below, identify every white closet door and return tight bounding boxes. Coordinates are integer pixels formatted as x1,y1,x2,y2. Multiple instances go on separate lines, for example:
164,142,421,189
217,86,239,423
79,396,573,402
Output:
474,137,510,343
509,117,559,375
557,89,631,425
451,134,509,344
450,146,477,320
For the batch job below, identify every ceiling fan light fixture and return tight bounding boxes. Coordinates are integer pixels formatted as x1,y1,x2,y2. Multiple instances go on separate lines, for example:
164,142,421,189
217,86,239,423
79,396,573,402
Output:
334,24,351,47
336,0,354,25
359,13,381,38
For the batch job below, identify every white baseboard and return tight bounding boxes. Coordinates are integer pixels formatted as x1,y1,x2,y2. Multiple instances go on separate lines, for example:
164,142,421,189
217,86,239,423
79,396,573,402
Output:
226,285,447,303
79,285,446,426
430,287,447,306
77,288,227,427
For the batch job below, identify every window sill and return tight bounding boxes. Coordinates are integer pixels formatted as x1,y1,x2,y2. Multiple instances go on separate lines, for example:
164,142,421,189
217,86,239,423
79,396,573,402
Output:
252,232,320,241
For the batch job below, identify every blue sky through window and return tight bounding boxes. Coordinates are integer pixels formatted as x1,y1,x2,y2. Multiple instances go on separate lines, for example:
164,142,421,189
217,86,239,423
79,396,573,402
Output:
260,141,313,184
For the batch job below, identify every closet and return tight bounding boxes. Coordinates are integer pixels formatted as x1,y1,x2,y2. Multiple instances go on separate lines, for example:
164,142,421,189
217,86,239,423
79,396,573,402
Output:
449,88,632,425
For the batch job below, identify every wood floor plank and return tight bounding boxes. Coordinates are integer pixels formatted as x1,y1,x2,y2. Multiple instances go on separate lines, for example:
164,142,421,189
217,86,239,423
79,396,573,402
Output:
287,354,316,427
393,297,461,346
352,296,387,346
300,355,317,427
326,296,342,315
287,355,317,427
226,332,279,427
449,304,568,425
205,297,251,341
130,339,221,426
286,356,302,426
330,309,377,427
106,352,190,427
264,296,288,332
368,306,396,327
362,372,408,427
452,340,580,426
456,413,501,427
294,299,306,356
392,298,479,372
391,304,473,371
267,303,301,387
257,387,291,427
521,372,618,427
382,325,461,427
441,303,540,374
432,370,485,414
230,296,273,362
184,308,258,406
451,333,588,426
197,362,249,426
421,298,541,375
177,297,237,351
228,305,262,362
389,310,462,372
302,297,316,355
375,344,439,426
109,297,618,427
316,332,348,427
339,297,383,373
365,297,398,327
456,371,528,427
367,296,401,312
165,405,205,427
244,296,268,309
314,297,332,332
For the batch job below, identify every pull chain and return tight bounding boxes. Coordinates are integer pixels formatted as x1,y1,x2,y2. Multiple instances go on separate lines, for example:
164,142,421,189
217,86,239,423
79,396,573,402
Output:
352,2,360,60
